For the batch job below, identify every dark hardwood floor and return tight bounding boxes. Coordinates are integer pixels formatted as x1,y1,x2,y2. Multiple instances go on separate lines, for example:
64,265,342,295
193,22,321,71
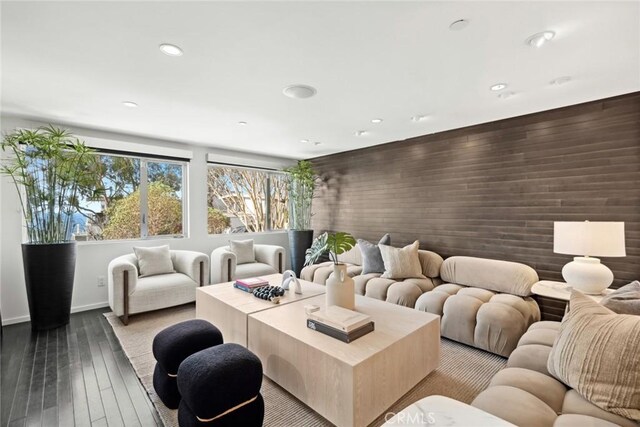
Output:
1,309,162,427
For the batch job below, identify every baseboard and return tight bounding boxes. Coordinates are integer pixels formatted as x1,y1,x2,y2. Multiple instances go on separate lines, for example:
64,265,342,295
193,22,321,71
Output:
2,301,110,326
71,301,111,314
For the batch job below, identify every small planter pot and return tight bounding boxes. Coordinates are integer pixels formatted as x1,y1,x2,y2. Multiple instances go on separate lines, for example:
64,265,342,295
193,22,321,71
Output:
326,263,355,310
22,242,76,331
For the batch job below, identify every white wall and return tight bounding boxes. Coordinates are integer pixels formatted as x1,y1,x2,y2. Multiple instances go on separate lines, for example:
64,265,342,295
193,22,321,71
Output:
0,115,294,325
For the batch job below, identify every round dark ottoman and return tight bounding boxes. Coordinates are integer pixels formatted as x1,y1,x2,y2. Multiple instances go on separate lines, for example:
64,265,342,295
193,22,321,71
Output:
152,319,223,409
177,343,264,427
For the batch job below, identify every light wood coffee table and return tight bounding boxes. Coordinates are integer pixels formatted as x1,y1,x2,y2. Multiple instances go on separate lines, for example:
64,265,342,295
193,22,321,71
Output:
196,274,326,345
248,294,440,427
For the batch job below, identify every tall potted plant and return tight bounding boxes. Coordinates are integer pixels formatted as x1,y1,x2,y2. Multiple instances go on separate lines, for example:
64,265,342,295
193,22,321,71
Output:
284,160,318,275
1,126,100,330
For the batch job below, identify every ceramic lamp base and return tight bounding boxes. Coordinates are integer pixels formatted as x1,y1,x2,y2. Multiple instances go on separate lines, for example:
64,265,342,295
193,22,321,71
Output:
561,257,613,295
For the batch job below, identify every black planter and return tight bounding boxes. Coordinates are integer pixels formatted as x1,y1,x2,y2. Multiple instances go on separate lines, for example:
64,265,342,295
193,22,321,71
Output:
288,229,314,276
22,242,76,331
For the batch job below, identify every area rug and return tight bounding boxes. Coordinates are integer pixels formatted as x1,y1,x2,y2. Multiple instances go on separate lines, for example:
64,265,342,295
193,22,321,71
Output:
104,304,506,427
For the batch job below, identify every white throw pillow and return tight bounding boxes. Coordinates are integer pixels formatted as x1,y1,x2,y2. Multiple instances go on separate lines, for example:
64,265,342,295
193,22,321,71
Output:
230,239,255,265
133,245,175,277
379,241,426,280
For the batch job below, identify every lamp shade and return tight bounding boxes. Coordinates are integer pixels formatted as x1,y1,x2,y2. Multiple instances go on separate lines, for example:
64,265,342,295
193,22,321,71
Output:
553,221,626,257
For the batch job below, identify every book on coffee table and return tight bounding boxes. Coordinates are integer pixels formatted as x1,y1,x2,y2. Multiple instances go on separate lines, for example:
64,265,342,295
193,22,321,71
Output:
308,305,372,333
234,277,269,293
307,318,375,343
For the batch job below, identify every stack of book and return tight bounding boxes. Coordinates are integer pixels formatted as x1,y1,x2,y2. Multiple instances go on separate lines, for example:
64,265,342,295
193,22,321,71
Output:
307,305,374,343
233,277,269,293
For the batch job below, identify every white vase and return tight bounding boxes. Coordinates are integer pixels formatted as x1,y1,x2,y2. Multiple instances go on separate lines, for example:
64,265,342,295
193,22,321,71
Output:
326,263,355,310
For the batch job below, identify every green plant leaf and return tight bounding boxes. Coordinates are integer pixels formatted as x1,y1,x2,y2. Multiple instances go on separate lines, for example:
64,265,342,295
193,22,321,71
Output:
304,232,329,266
325,231,356,264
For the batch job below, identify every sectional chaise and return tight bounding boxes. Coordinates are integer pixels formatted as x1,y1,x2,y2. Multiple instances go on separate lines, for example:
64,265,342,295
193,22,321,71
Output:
301,247,541,357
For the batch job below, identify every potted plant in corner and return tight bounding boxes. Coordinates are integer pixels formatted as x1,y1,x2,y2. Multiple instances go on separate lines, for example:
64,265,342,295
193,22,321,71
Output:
284,160,318,275
305,231,357,310
0,126,100,330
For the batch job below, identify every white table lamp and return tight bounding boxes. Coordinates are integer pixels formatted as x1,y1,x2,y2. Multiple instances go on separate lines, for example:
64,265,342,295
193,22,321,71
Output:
553,221,626,294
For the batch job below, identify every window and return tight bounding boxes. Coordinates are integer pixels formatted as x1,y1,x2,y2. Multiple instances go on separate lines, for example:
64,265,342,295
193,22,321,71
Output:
72,152,187,241
207,165,289,234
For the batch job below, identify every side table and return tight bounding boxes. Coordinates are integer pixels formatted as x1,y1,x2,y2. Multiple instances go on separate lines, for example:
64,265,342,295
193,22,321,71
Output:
383,395,515,426
531,280,614,321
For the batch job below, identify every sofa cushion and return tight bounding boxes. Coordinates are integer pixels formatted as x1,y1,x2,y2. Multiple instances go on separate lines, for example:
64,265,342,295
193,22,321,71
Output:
600,281,640,315
235,262,277,280
489,367,567,413
440,256,538,297
417,250,444,279
415,284,464,316
385,278,436,308
134,245,175,277
379,241,426,280
507,344,553,376
553,414,620,427
562,390,640,427
230,239,255,264
548,291,640,422
472,385,558,427
129,273,196,315
357,234,391,274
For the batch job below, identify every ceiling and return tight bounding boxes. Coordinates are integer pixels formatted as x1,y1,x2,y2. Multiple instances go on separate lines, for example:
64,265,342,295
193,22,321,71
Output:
2,1,639,160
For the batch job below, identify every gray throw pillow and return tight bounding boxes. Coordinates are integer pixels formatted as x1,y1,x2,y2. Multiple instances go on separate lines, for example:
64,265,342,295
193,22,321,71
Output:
230,239,255,265
357,234,391,275
600,281,640,315
133,245,175,277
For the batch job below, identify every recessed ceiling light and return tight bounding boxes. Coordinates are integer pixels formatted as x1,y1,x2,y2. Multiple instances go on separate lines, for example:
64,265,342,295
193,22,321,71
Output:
355,130,368,136
550,76,572,85
282,85,317,99
237,121,248,126
371,118,383,124
498,91,515,99
490,83,508,91
313,142,322,146
122,101,138,108
159,43,183,56
411,115,428,122
300,139,309,143
449,19,469,31
526,31,555,48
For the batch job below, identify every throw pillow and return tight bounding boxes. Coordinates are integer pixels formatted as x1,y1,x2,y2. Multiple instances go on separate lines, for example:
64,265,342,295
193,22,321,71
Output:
600,281,640,315
379,241,426,280
547,291,640,421
230,239,255,265
133,245,175,278
357,234,391,274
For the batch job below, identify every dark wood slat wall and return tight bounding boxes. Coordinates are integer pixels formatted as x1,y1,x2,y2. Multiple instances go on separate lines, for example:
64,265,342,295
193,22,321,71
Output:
309,92,640,288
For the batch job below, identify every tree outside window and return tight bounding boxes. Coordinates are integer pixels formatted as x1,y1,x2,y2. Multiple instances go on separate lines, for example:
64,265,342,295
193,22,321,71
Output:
207,165,289,234
73,153,186,240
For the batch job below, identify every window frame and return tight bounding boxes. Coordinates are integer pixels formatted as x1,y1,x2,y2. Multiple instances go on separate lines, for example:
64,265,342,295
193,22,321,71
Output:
73,151,189,243
206,163,288,235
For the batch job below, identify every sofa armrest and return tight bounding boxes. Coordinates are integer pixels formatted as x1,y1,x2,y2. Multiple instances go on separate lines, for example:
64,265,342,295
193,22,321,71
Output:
254,244,284,273
171,250,209,286
108,254,139,317
211,247,237,283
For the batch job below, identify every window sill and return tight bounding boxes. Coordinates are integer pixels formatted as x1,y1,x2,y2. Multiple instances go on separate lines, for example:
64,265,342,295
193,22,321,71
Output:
207,230,289,238
74,235,187,246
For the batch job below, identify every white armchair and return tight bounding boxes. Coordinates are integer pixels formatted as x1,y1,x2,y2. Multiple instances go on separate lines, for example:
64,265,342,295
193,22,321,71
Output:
108,250,209,325
210,244,285,284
